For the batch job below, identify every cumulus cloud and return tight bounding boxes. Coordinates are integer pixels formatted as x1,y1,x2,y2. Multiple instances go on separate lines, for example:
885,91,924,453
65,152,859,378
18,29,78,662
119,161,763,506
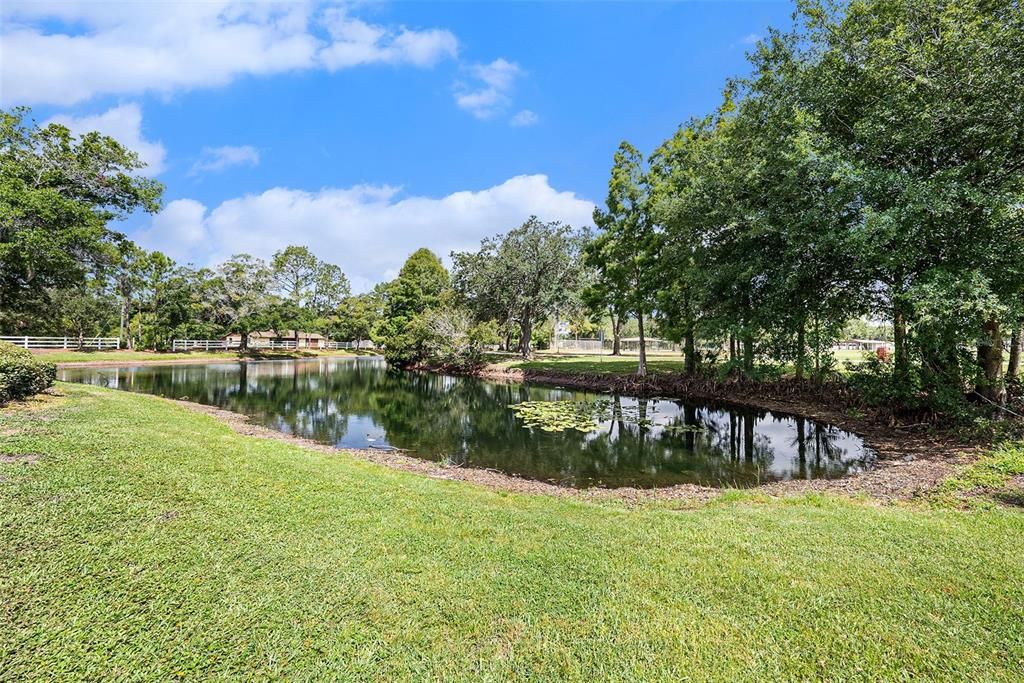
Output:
190,145,261,175
319,8,457,69
510,109,539,127
1,1,458,106
454,58,523,119
133,175,595,292
45,103,166,175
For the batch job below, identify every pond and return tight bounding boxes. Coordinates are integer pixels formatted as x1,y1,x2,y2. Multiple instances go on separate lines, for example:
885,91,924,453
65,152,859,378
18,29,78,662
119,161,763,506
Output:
59,357,875,489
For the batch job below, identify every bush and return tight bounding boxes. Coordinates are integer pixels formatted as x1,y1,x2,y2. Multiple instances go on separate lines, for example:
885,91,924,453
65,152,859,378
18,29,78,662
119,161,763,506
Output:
0,342,57,404
419,308,499,370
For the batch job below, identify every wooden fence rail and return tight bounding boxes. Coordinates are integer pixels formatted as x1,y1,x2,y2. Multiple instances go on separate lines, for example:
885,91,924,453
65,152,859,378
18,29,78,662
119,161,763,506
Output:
0,336,121,350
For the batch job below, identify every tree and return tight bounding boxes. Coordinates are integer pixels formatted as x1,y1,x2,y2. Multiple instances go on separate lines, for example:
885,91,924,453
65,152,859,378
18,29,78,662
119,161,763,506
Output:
588,142,658,376
270,246,319,304
332,293,381,348
211,254,272,351
373,248,450,366
0,107,162,332
52,281,117,347
308,262,351,317
452,217,585,359
793,0,1024,402
112,242,147,349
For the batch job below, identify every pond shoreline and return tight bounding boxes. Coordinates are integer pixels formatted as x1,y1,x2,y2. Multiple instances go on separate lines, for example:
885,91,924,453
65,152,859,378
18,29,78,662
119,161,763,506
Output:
411,361,976,496
166,386,960,505
56,356,970,502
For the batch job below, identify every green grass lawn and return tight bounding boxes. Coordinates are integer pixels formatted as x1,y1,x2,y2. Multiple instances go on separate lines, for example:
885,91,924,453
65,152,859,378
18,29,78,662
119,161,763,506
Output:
34,348,368,364
2,384,1023,680
499,350,873,377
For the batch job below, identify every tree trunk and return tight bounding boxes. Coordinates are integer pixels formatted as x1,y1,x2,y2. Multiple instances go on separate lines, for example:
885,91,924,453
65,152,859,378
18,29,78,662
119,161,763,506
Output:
519,316,532,359
125,302,134,350
682,288,696,375
729,333,736,363
119,297,127,349
742,334,754,374
684,328,696,375
636,311,647,377
795,321,806,381
239,330,249,352
611,311,622,356
893,303,909,384
976,318,1005,404
1008,326,1021,379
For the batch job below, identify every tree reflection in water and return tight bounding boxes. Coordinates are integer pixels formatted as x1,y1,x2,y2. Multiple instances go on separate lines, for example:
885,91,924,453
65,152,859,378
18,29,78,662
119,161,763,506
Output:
61,358,875,488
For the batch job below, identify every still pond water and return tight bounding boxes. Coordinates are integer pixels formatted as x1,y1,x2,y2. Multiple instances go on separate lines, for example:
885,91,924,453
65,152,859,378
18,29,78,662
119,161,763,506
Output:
60,357,875,489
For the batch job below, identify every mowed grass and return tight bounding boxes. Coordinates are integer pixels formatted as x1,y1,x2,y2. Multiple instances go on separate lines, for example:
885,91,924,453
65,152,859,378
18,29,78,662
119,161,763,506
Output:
2,385,1023,680
33,348,366,364
499,349,873,376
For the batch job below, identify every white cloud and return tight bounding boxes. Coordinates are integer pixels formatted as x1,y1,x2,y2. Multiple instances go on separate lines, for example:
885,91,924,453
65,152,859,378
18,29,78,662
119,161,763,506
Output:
510,109,539,127
45,103,166,175
739,33,762,46
191,145,261,174
319,8,457,69
133,174,595,292
1,2,459,106
454,58,523,119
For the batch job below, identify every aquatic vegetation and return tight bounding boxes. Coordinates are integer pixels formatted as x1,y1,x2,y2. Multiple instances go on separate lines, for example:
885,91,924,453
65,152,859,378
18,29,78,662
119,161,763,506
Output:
508,400,608,432
508,399,708,434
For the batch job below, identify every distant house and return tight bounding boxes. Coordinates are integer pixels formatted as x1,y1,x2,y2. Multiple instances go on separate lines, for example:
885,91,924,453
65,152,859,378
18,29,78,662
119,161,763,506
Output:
834,339,895,352
221,330,326,348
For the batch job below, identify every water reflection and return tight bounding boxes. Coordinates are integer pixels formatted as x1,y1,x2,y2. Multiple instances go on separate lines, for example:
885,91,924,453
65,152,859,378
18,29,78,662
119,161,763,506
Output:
60,358,874,488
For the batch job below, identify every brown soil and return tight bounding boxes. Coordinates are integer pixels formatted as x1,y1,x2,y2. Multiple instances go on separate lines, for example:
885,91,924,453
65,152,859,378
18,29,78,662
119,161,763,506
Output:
0,453,41,464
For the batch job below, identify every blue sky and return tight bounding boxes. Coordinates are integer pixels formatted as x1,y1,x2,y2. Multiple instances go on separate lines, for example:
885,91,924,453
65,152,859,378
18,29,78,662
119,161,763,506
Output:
2,1,792,290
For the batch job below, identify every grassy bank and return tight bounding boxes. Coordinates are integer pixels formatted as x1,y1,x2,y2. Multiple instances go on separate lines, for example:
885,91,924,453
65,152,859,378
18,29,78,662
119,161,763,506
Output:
33,348,368,364
2,384,1023,680
497,349,870,376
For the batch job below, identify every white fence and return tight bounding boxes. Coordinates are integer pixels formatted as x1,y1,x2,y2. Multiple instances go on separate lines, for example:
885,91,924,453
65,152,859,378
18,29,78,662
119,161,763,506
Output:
323,340,376,350
554,339,604,352
172,338,376,352
172,339,239,351
0,335,120,350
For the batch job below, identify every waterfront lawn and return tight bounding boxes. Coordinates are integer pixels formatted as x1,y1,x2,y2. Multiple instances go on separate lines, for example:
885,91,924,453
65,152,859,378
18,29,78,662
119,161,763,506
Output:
34,348,367,364
500,349,872,376
2,384,1023,681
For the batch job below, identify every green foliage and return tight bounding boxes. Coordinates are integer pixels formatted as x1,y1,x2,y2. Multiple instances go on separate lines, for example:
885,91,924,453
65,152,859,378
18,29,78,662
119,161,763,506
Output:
0,107,163,332
452,217,586,358
0,341,56,403
418,307,498,370
587,142,659,374
330,293,381,345
270,245,351,316
508,400,606,433
373,248,450,366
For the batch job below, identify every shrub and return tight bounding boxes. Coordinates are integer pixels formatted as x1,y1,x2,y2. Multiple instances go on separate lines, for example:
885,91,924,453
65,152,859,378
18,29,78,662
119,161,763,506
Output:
0,342,57,404
419,308,499,370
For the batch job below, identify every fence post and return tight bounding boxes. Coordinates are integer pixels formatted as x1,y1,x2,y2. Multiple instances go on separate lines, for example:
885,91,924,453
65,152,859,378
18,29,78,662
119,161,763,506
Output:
23,336,28,349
